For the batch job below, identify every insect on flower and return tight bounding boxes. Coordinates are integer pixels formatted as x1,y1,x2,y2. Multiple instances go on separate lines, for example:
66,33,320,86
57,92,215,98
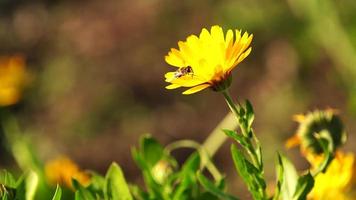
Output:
174,66,194,78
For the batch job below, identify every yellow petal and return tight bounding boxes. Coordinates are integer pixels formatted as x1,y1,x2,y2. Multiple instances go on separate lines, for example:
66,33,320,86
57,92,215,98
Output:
199,28,211,41
165,71,206,87
225,29,234,47
293,114,305,122
231,31,250,60
210,25,224,42
236,47,252,64
0,87,20,106
165,84,181,89
164,72,176,82
171,76,206,87
182,84,210,95
165,48,185,67
285,134,300,149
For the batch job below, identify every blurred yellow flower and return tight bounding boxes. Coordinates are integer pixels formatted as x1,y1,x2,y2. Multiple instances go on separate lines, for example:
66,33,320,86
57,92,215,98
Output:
164,25,253,94
286,109,346,155
0,55,29,106
308,151,355,200
45,156,90,189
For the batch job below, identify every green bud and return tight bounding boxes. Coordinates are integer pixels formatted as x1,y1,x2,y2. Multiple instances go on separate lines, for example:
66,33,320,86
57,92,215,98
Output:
151,160,172,184
296,109,346,154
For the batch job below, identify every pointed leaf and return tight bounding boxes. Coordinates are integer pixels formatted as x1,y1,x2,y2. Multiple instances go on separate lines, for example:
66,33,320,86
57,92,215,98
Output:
72,179,95,200
104,162,133,200
273,153,284,200
51,185,62,200
0,170,16,188
292,173,314,200
25,171,38,200
140,135,164,167
245,100,255,128
279,154,298,200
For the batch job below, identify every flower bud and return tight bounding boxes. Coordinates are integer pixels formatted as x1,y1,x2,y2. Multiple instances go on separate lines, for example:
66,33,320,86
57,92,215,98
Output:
294,109,346,155
151,160,172,184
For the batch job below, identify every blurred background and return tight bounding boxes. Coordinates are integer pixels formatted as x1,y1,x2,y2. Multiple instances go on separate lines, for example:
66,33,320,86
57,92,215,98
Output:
0,0,356,198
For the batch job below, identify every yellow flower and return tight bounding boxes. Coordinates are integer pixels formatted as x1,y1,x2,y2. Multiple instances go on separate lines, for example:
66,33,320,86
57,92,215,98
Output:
164,25,253,94
45,156,90,189
308,151,355,200
0,55,29,106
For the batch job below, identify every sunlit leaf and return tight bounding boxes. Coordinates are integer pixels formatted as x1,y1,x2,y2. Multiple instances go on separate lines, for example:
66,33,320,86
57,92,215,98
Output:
25,171,38,200
51,185,62,200
104,162,133,200
279,154,298,200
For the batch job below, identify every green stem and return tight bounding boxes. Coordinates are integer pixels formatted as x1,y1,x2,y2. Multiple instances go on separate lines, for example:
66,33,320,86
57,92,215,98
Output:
202,112,237,156
222,90,259,165
165,140,223,181
222,90,240,119
221,89,267,199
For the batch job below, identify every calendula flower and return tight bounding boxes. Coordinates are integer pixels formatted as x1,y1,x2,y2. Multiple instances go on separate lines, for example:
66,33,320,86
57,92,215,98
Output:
308,151,355,200
0,55,29,106
164,25,253,94
286,109,346,155
45,156,90,189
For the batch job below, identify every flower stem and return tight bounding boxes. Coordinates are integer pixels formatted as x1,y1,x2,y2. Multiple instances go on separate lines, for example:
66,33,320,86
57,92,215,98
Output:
222,90,240,119
165,140,223,181
221,89,268,199
202,113,237,156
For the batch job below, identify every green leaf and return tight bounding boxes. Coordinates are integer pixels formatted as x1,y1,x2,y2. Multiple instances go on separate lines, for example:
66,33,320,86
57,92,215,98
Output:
230,145,262,199
279,154,298,200
72,179,95,200
273,153,284,200
132,147,163,198
172,153,200,200
25,171,38,200
244,159,266,190
85,172,105,198
104,162,133,200
197,192,219,200
14,175,26,200
140,135,164,167
197,172,238,200
0,170,16,188
129,185,150,200
245,100,255,128
51,185,62,200
292,173,314,200
0,185,15,199
224,130,249,148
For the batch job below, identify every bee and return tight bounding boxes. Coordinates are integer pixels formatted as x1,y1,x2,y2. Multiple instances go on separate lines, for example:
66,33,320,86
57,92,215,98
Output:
173,66,194,79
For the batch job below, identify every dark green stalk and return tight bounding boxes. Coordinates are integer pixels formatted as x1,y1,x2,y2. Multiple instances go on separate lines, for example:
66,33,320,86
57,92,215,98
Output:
222,89,268,200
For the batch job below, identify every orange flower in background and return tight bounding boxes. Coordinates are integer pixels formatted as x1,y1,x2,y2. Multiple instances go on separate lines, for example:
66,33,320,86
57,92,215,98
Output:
164,25,253,94
0,55,29,106
45,156,90,189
